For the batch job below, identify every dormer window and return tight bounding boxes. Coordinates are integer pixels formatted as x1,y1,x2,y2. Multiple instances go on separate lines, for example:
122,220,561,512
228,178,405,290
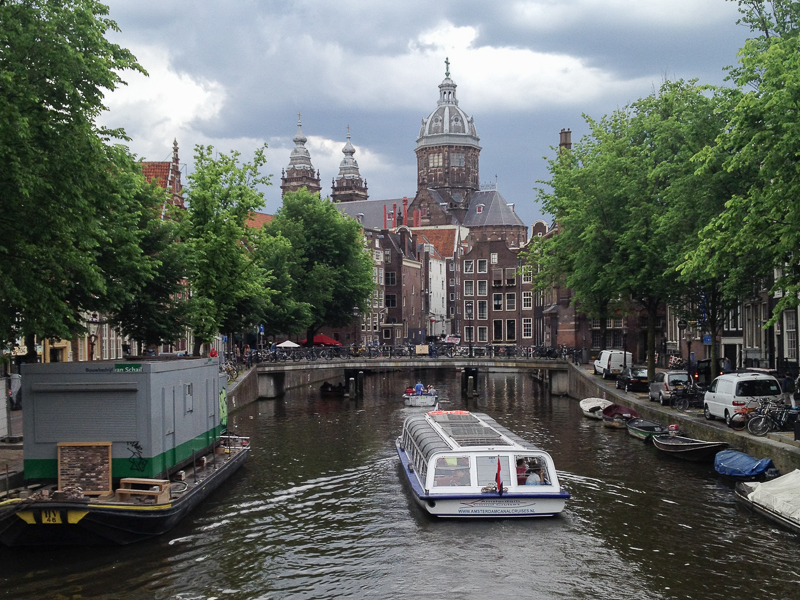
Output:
476,204,485,214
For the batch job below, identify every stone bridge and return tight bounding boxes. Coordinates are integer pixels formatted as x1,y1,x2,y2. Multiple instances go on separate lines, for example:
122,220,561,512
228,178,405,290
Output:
250,358,572,399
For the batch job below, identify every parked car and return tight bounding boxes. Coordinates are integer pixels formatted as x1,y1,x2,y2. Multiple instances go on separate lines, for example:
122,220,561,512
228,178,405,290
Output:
593,350,633,380
704,372,782,426
616,366,649,393
693,358,723,387
648,371,691,406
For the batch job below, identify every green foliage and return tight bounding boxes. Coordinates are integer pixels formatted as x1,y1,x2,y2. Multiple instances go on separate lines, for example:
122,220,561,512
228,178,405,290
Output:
183,144,274,351
697,0,800,321
0,0,146,347
530,80,742,376
263,190,374,343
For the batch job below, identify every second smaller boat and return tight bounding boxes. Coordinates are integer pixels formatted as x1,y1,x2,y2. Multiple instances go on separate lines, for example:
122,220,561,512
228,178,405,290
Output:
626,418,669,441
714,449,779,481
580,397,612,420
652,435,728,462
601,404,641,429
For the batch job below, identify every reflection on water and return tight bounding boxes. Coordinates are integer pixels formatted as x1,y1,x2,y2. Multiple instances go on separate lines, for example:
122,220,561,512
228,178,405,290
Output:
1,370,798,599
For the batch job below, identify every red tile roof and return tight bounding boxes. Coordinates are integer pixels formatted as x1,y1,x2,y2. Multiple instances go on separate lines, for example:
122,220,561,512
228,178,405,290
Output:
141,162,171,188
247,212,274,229
415,228,457,259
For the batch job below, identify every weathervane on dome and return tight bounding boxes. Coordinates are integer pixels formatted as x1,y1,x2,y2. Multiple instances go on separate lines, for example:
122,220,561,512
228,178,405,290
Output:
445,57,450,78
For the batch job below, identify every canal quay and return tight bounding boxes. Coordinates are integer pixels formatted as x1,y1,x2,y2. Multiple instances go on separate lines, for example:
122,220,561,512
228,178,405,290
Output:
1,365,799,599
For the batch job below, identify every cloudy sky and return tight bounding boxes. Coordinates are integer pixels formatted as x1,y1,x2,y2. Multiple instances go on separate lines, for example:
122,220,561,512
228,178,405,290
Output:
99,0,752,227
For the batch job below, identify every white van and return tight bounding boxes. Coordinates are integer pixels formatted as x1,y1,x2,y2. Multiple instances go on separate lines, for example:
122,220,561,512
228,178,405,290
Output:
593,350,633,380
704,373,782,425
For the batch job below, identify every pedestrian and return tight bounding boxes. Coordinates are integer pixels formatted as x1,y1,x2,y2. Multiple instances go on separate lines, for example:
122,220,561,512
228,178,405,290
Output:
722,356,732,373
782,373,795,407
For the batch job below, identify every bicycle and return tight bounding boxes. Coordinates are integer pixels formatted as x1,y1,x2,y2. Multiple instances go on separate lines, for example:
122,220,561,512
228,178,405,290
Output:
747,402,799,436
728,398,762,431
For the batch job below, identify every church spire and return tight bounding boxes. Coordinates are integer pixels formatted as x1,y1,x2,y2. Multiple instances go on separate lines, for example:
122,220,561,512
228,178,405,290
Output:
331,126,368,203
281,113,321,197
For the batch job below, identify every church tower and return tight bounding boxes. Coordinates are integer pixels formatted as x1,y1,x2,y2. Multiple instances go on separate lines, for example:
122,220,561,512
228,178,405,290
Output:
280,114,321,197
412,59,481,223
331,127,368,202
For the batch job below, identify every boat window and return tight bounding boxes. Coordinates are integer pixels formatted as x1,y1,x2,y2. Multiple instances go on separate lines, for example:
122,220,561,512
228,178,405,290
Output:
476,456,511,488
515,455,550,485
433,456,471,486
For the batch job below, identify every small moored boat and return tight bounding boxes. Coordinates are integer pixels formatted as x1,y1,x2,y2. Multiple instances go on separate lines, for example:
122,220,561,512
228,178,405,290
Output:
601,404,641,429
652,434,728,462
580,397,612,420
735,469,800,535
626,418,669,441
714,450,779,481
396,410,569,517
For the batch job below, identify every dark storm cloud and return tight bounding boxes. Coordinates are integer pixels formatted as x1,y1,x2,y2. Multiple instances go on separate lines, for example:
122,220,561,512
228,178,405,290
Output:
101,0,754,226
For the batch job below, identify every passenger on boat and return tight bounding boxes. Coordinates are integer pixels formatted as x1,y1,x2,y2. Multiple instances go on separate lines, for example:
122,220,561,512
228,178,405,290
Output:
525,469,542,485
405,387,414,395
415,381,424,395
427,385,436,395
516,458,527,485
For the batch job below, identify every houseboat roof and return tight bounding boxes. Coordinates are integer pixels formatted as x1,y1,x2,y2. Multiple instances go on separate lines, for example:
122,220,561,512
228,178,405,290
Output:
404,411,540,465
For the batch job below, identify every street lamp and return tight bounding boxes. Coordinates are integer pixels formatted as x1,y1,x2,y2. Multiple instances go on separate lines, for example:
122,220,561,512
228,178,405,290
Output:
466,302,474,358
622,325,628,369
87,312,100,361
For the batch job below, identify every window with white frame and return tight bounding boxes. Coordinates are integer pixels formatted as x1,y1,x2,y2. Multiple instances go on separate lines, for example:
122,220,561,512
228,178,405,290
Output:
464,280,474,296
478,280,487,296
506,320,516,341
464,300,474,320
521,265,533,284
523,318,532,338
449,278,455,287
478,326,488,342
490,253,498,264
450,293,455,301
506,293,516,311
464,326,474,342
464,260,474,274
477,259,488,273
522,291,532,309
786,311,797,360
429,153,443,167
493,293,503,311
478,300,488,320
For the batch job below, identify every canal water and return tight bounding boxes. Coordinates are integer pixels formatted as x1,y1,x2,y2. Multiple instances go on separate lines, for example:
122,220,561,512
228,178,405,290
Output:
1,370,799,599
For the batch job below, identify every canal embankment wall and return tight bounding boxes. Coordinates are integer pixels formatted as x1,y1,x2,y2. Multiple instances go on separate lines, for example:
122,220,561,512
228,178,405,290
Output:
568,361,800,474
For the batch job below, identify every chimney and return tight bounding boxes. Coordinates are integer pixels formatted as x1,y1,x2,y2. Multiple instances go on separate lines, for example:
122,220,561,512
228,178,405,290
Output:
384,204,387,229
559,128,572,152
402,197,408,226
393,202,397,228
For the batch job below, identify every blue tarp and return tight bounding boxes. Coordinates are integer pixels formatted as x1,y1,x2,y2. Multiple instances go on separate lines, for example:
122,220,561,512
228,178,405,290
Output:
714,449,775,478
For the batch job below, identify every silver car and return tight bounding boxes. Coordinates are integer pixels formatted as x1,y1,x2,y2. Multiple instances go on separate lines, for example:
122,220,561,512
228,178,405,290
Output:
648,371,691,406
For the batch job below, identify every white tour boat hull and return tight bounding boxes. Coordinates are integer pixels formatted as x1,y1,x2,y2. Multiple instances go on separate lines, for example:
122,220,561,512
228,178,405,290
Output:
395,411,569,518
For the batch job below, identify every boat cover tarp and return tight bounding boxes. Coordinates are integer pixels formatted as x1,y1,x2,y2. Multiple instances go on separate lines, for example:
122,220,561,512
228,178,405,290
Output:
601,404,641,419
748,469,800,523
715,450,774,478
580,398,612,413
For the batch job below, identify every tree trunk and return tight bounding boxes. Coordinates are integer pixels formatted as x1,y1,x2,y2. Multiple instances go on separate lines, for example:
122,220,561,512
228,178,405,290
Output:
24,333,36,364
192,339,202,357
646,301,658,382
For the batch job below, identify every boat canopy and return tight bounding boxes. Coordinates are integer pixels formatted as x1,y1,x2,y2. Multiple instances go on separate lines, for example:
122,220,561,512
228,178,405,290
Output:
748,469,800,522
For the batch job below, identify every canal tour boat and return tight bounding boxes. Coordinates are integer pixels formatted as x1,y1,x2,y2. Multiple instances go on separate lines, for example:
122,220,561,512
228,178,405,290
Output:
396,410,569,518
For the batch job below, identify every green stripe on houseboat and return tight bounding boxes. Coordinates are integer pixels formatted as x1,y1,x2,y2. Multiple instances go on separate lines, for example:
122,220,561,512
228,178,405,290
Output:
23,425,225,480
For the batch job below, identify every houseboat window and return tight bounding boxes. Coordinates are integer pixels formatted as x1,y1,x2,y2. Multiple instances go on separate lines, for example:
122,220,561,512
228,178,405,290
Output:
514,455,550,485
433,456,471,486
476,456,511,487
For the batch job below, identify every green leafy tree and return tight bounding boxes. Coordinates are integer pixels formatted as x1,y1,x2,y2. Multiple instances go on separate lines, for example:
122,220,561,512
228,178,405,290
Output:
183,144,274,355
263,190,374,346
694,0,800,324
0,0,145,353
104,174,191,349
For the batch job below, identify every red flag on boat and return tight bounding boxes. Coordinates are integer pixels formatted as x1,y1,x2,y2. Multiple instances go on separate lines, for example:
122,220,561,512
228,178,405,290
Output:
495,456,503,496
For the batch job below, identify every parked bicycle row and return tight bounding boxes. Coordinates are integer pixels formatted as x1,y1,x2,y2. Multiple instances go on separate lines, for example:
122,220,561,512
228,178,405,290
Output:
232,343,579,363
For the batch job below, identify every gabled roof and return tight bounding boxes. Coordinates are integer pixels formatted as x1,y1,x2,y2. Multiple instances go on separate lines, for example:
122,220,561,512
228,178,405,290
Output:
336,197,408,229
463,190,525,228
246,212,274,229
141,162,172,188
415,228,457,259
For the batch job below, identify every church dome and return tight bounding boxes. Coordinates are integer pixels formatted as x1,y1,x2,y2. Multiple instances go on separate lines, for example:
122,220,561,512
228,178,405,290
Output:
416,61,480,151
